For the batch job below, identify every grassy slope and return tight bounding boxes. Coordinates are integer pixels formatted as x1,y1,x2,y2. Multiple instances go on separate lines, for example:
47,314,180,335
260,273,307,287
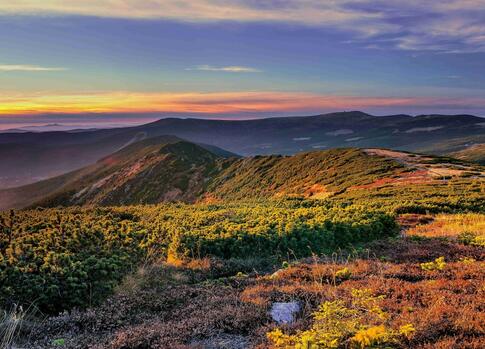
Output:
0,146,406,210
450,143,485,165
207,148,403,199
3,139,485,210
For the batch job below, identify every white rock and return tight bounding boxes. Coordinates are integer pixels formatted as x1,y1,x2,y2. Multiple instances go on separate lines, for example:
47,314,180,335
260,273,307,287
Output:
270,301,300,324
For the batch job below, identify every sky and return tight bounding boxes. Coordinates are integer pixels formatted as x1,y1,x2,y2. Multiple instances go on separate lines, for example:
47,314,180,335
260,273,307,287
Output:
1,0,485,129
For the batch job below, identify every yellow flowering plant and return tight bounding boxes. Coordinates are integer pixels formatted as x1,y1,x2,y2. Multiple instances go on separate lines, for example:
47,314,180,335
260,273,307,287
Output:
267,288,415,348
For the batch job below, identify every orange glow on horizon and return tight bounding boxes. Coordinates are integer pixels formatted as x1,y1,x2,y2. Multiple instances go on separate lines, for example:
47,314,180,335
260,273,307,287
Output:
0,91,483,116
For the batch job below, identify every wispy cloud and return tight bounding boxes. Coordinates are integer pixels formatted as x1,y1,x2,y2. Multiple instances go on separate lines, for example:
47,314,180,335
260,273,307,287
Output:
0,1,373,24
1,1,485,53
186,65,261,73
0,64,68,72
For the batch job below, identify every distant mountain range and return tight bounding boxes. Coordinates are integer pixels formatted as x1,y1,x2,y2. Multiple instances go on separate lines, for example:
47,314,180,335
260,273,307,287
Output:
1,135,483,210
0,111,483,188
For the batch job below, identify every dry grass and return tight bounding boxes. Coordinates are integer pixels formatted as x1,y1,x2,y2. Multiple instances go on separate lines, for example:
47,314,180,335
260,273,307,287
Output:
407,213,485,238
1,304,29,348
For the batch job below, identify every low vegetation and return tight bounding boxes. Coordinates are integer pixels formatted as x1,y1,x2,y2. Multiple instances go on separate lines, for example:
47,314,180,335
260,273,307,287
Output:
267,288,415,348
407,213,485,248
7,225,483,348
333,178,484,214
0,201,397,313
0,145,483,348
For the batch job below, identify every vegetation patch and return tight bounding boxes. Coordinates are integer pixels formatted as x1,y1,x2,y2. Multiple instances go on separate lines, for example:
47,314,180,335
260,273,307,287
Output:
0,201,397,313
267,289,415,348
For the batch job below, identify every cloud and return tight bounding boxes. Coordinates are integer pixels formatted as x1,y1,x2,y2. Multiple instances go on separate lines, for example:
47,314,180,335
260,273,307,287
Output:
0,64,68,72
1,1,485,53
1,90,484,116
186,65,261,73
0,1,374,24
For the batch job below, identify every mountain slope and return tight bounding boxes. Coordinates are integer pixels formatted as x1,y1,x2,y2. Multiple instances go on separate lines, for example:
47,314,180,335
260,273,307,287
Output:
0,136,220,209
0,128,237,189
5,134,483,210
3,144,485,211
0,111,483,188
450,144,485,165
206,148,404,200
35,137,223,207
0,149,384,209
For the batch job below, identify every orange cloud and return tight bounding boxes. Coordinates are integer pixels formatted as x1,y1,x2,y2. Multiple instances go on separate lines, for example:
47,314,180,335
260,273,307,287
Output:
0,91,483,116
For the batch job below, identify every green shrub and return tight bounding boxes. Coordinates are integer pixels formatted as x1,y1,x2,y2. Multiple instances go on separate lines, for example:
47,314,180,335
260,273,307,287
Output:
0,202,398,314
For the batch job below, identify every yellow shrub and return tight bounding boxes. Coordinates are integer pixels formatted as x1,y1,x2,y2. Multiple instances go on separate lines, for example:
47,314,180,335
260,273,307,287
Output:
458,231,485,247
399,324,416,338
267,288,415,349
420,256,446,271
334,267,352,281
459,257,476,264
351,325,388,348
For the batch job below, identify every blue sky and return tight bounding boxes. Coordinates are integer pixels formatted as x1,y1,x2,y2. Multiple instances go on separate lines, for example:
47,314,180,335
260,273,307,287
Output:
0,1,485,129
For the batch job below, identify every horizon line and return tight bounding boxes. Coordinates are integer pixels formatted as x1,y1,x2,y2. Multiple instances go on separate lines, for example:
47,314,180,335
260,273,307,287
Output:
1,110,484,132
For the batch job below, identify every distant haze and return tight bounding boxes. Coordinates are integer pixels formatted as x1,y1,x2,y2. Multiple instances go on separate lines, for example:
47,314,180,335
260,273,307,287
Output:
1,110,484,132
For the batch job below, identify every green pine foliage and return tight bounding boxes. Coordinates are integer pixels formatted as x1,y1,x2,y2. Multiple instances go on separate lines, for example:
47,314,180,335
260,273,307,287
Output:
0,202,397,313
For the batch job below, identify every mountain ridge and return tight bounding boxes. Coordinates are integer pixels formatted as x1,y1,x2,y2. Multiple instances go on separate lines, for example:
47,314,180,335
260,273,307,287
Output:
1,136,483,210
0,111,483,188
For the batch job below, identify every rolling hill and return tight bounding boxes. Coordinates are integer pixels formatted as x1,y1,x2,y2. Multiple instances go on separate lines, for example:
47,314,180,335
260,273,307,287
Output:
0,111,483,188
450,143,485,165
0,136,222,209
1,136,483,210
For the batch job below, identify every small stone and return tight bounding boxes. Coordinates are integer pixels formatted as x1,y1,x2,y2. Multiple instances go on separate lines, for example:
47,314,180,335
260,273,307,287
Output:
270,301,300,324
